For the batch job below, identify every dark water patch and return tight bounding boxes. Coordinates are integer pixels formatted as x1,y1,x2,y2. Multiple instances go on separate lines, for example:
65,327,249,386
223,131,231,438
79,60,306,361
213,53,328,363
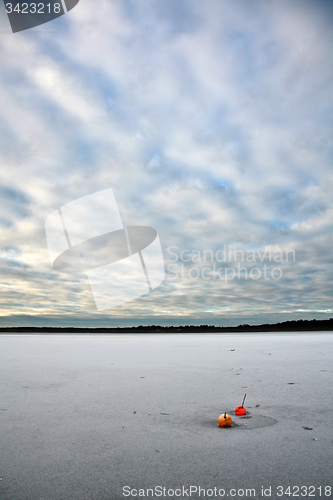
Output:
200,412,277,431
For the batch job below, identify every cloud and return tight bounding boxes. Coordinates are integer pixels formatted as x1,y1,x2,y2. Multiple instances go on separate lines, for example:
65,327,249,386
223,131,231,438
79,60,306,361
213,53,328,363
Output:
0,0,332,325
0,185,31,227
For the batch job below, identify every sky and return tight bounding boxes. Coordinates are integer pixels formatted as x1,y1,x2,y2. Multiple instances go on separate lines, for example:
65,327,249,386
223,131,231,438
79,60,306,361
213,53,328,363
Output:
0,0,332,327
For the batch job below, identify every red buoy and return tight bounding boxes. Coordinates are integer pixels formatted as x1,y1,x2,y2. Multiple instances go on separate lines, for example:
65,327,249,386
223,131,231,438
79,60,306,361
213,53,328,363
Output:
235,405,246,415
235,393,247,415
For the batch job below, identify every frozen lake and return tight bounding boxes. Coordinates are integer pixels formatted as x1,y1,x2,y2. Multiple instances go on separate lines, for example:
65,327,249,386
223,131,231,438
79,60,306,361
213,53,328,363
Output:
0,333,332,500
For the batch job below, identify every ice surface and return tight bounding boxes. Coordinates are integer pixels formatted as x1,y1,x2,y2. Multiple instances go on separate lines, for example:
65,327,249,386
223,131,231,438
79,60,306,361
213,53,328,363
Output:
0,333,332,500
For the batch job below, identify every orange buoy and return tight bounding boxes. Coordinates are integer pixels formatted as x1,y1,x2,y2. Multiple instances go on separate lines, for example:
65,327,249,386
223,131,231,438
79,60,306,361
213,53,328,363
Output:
218,412,232,427
235,393,247,415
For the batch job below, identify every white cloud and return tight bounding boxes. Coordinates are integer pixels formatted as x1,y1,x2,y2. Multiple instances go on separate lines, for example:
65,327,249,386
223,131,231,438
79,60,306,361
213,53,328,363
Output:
0,0,332,325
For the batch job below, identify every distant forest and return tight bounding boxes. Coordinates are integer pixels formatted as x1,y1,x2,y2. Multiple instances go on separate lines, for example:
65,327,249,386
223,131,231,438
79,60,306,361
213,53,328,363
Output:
0,318,332,333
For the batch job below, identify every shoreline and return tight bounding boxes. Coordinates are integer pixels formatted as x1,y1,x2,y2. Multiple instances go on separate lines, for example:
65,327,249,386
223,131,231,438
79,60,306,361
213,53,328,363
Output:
0,317,332,334
1,330,333,337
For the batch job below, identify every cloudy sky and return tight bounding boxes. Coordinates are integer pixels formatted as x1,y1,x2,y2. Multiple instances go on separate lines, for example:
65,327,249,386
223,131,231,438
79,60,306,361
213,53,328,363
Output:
0,0,332,327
